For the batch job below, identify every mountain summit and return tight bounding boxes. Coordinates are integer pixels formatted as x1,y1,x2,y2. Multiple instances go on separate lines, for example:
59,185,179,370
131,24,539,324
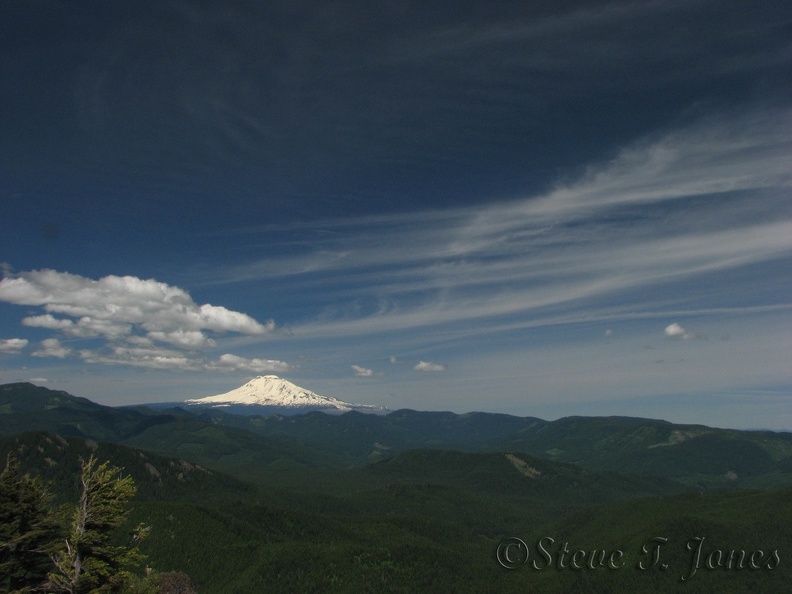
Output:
184,375,385,415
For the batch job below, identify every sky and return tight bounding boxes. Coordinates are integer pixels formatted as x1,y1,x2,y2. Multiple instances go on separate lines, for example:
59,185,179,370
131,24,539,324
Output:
1,0,790,429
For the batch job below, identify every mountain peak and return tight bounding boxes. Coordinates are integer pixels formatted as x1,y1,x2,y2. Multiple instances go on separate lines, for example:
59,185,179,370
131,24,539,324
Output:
184,375,384,414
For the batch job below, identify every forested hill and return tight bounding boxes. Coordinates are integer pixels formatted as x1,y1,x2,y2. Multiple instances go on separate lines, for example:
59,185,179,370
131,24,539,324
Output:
2,382,792,592
2,382,792,490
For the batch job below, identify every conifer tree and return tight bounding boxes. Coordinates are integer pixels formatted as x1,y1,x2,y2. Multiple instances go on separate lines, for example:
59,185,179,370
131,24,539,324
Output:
0,453,61,593
46,455,149,594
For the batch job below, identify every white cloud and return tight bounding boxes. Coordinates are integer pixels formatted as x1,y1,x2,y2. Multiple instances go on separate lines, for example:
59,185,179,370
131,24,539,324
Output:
23,314,132,340
22,314,75,331
0,269,273,341
211,353,292,373
75,345,292,373
197,304,275,334
414,360,446,372
351,364,374,377
32,338,72,359
125,335,155,346
0,338,28,353
146,330,216,349
664,322,695,340
79,345,200,370
0,269,278,369
206,107,792,347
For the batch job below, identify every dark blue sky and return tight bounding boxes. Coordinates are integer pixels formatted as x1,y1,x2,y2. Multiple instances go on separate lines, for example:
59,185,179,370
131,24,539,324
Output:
1,1,790,429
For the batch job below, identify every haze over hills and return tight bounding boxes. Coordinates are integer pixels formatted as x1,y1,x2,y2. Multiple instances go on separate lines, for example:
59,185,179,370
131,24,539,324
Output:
2,381,792,592
2,381,792,489
180,374,388,415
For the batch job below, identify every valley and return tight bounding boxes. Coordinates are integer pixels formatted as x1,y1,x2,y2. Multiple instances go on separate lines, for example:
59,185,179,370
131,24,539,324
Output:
1,380,790,593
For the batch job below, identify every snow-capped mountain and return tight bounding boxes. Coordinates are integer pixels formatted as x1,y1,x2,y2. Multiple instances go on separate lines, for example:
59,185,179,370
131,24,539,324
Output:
183,375,385,415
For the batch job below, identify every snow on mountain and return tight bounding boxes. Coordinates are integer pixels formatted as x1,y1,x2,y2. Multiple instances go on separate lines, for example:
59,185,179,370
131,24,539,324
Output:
184,375,384,413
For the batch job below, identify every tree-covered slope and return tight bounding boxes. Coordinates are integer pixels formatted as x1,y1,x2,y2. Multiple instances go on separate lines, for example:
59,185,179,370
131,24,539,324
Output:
3,382,791,490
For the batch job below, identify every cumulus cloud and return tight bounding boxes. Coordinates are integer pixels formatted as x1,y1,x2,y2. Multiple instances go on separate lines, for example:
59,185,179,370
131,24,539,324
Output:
664,322,695,340
146,330,216,349
22,314,74,331
0,338,28,353
32,338,72,359
414,360,447,372
0,269,280,370
351,364,374,377
22,314,131,339
73,345,292,373
0,269,273,339
210,354,292,373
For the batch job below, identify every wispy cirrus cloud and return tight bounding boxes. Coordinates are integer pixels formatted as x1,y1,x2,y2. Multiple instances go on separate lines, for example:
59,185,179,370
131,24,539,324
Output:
200,107,792,345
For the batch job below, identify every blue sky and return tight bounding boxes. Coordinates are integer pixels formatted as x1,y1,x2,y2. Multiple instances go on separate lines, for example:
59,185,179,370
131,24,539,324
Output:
1,1,790,429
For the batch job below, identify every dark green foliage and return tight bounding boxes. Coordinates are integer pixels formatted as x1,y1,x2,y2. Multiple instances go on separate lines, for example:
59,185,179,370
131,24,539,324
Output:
0,454,61,593
3,382,791,490
2,382,791,592
0,383,167,442
512,488,792,593
154,572,196,594
0,432,269,510
46,456,148,594
2,432,790,593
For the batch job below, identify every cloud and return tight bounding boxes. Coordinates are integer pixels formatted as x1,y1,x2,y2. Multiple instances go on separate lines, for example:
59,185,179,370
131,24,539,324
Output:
205,106,792,346
196,304,275,334
664,323,695,340
146,330,216,349
22,314,76,331
74,346,292,373
351,364,374,377
211,354,292,373
0,269,278,369
0,338,28,353
49,0,788,188
80,345,199,370
414,360,446,372
22,313,131,339
28,377,48,383
0,269,273,339
32,338,72,359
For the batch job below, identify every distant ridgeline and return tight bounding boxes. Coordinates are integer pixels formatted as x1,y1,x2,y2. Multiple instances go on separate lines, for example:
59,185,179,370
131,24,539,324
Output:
1,380,791,485
2,381,792,593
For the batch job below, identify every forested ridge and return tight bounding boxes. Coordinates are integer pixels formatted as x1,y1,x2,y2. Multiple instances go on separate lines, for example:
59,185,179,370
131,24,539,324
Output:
1,383,790,593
